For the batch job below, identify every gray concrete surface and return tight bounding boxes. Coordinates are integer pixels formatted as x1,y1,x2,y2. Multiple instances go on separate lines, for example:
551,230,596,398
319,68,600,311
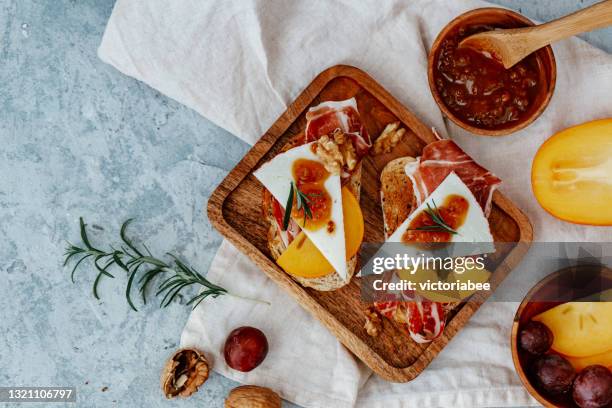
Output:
0,0,609,407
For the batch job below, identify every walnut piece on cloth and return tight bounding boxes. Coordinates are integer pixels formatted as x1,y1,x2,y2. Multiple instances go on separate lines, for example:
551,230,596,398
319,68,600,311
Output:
161,348,209,398
225,385,282,408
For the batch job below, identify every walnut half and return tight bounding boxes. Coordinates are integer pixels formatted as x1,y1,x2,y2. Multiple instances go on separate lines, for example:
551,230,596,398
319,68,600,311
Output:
333,129,357,171
372,121,406,155
364,307,382,337
161,348,209,399
314,129,357,174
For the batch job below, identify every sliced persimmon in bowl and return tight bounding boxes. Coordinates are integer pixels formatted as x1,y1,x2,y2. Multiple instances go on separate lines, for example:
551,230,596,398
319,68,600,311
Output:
565,349,612,372
533,301,612,358
532,119,612,225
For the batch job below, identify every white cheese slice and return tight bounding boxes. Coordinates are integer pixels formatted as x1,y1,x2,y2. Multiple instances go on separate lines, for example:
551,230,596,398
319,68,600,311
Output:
253,142,348,281
388,172,494,248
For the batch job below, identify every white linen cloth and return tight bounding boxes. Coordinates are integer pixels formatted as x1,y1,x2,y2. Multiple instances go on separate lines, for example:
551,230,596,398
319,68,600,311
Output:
98,0,612,406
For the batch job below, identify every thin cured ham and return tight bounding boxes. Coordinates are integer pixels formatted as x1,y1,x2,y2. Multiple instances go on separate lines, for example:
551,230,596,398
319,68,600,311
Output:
374,294,446,344
405,139,501,217
403,299,446,344
305,99,371,158
372,274,446,344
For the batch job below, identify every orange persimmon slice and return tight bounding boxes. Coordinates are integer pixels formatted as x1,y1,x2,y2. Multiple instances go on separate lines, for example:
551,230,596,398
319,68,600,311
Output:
277,187,364,279
533,302,612,357
532,119,612,225
565,350,612,372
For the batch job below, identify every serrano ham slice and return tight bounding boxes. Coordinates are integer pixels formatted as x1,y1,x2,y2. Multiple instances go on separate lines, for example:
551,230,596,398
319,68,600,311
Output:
373,294,447,344
305,99,371,158
405,139,501,217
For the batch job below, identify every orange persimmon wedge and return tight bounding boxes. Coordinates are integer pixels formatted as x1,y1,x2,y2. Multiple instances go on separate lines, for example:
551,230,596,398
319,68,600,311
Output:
565,350,612,372
277,187,364,279
533,302,612,357
532,119,612,225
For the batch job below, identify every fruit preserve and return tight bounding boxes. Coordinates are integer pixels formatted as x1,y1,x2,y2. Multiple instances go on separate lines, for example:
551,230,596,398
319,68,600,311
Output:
434,24,543,129
291,159,332,231
402,194,468,244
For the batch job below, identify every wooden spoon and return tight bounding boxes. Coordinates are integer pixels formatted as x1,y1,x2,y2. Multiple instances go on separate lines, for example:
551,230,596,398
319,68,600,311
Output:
460,0,612,68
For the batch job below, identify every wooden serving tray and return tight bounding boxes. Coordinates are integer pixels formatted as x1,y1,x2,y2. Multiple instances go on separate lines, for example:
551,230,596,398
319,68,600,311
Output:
208,65,533,382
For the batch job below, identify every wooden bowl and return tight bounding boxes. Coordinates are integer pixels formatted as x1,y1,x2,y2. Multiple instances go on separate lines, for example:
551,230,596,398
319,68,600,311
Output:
428,8,557,136
511,264,612,407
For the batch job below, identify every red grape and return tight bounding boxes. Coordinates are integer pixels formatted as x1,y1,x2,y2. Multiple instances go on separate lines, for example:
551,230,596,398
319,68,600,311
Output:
573,365,612,408
520,321,554,355
224,327,268,372
532,354,576,395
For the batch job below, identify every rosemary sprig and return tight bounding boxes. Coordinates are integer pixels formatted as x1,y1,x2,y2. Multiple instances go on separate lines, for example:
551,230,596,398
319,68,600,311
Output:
64,218,269,311
282,183,295,231
282,181,314,230
296,186,313,227
409,200,459,235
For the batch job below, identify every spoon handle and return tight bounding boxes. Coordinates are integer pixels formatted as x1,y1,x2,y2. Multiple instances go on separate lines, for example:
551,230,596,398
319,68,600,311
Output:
529,0,612,48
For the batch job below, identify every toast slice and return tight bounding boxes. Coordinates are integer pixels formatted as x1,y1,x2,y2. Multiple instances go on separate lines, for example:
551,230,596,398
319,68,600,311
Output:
262,134,363,291
380,157,416,238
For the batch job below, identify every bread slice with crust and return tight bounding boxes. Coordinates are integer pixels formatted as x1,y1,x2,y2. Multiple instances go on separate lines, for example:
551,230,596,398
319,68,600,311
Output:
262,136,363,291
380,157,416,238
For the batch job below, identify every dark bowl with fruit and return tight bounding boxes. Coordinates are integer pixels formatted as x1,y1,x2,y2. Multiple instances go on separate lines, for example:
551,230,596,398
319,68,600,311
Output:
512,265,612,408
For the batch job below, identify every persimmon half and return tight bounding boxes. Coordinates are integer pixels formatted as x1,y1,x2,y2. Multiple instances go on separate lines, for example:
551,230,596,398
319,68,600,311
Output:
532,119,612,225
